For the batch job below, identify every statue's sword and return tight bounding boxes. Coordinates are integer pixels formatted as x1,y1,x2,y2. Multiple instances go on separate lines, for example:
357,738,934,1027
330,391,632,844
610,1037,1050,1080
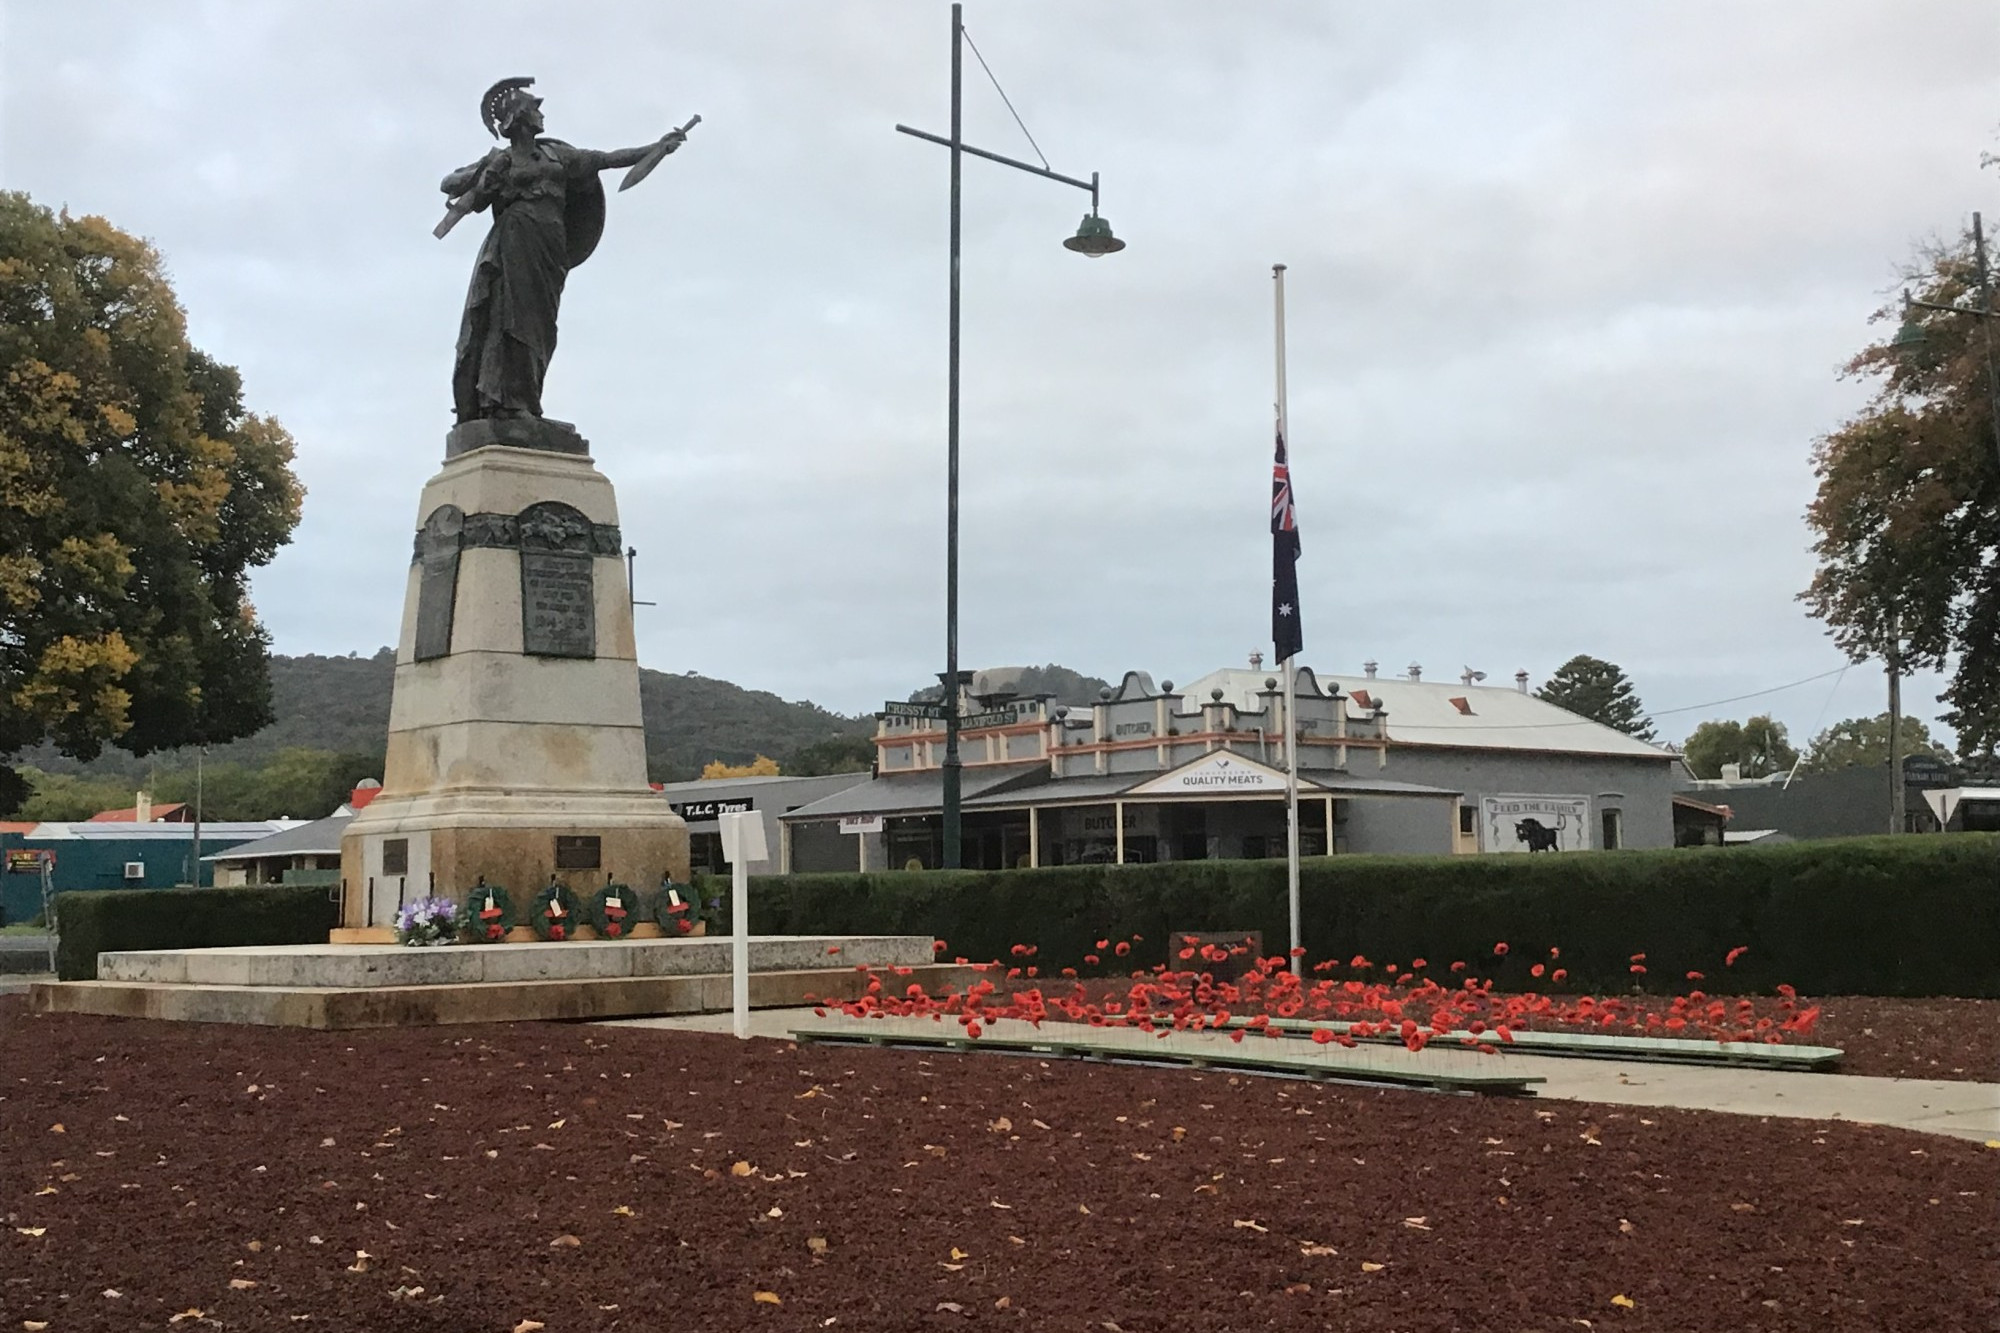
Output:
619,114,701,192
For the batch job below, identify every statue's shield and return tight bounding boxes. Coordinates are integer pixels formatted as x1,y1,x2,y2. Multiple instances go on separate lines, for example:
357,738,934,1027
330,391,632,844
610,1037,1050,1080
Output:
540,139,606,269
565,173,606,269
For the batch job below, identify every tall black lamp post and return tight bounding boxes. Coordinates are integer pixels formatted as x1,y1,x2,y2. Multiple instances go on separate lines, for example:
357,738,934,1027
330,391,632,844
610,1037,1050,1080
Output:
897,3,1123,869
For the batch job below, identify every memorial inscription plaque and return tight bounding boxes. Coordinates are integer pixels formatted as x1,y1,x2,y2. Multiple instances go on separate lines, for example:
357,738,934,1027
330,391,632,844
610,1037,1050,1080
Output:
517,501,597,659
413,505,465,661
554,835,602,870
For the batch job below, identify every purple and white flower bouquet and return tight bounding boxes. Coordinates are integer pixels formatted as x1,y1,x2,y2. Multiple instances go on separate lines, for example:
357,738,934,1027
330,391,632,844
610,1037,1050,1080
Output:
395,895,461,947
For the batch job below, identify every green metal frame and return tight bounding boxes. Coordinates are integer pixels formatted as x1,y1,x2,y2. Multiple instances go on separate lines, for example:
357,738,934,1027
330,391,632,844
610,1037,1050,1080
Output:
1249,1017,1844,1071
791,1026,1543,1096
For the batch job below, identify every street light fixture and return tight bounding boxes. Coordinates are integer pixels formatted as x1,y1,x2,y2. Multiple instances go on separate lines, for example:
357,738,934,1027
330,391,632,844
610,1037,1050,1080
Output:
896,2,1123,870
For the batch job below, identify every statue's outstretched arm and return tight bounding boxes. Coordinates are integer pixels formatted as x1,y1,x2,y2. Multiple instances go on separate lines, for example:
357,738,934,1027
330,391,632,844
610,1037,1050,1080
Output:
441,156,490,196
577,134,682,173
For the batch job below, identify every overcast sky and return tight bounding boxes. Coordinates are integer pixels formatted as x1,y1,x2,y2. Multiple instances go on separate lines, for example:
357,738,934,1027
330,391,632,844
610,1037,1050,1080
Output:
5,2,1996,748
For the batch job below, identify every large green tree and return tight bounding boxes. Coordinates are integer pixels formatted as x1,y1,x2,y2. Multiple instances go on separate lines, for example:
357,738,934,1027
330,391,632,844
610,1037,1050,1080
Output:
0,193,303,812
1681,715,1798,779
1535,655,1656,741
1799,713,1955,774
1802,222,1999,756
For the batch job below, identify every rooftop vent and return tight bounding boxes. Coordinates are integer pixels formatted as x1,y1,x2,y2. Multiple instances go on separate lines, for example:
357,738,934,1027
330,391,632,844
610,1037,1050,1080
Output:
1461,667,1486,686
1362,660,1378,679
1515,670,1531,694
1407,662,1422,682
1249,650,1264,670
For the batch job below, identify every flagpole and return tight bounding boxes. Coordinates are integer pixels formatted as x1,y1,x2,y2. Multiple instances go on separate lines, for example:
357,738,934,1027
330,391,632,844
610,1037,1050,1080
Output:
1274,262,1301,979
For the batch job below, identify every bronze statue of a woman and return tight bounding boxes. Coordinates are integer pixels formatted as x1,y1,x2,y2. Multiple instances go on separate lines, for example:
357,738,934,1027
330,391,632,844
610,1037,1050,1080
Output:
437,78,695,427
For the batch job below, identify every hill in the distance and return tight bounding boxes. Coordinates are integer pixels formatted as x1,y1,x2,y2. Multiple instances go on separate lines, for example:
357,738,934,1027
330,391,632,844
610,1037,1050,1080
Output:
25,650,874,784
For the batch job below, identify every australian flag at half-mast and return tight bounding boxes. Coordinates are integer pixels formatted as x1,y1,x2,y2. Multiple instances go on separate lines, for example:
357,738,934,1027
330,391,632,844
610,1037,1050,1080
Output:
1271,423,1303,663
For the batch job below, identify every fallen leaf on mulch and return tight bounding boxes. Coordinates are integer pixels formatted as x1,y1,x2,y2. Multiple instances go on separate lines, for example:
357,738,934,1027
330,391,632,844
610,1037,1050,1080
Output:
229,1279,257,1290
1299,1243,1337,1256
15,1228,45,1238
753,1291,782,1305
169,1311,207,1324
1730,1202,1756,1213
612,1205,636,1217
731,1161,756,1178
48,1124,63,1134
1402,1217,1431,1230
1233,1219,1268,1233
1171,1126,1187,1142
102,1289,122,1299
347,1250,373,1273
937,1302,967,1315
1619,1219,1636,1235
547,1119,566,1130
994,1296,1012,1309
25,1321,50,1330
550,1234,582,1248
1285,1283,1311,1294
1361,1262,1385,1272
807,1236,829,1256
512,1322,546,1333
1611,1295,1636,1309
989,1117,1012,1132
33,1185,56,1196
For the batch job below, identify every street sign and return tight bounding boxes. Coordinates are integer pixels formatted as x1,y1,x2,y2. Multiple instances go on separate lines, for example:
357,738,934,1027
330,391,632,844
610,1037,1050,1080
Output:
5,849,49,874
881,701,945,720
960,710,1013,730
839,815,884,835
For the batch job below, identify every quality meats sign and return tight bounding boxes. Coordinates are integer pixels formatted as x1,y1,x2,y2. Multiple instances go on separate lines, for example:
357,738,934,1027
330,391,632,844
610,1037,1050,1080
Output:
1480,795,1591,853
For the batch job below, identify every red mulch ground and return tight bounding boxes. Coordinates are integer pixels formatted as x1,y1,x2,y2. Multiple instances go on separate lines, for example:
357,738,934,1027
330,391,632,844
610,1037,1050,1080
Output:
2,998,1995,1332
1786,996,1999,1081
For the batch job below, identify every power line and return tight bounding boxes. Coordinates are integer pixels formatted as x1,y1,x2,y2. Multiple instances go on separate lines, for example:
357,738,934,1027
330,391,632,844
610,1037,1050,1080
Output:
1363,664,1859,731
961,26,1050,172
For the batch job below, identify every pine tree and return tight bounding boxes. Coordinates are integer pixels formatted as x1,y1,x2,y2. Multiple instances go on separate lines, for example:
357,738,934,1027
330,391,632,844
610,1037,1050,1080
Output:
1535,655,1657,741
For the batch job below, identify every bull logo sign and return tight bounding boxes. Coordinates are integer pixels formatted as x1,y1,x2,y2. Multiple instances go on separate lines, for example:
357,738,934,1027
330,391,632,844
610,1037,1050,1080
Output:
1480,795,1592,853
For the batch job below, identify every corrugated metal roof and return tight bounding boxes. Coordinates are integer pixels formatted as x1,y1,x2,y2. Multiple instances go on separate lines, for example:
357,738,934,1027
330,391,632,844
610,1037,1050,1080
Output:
783,763,1459,820
966,769,1459,808
1180,668,1670,760
26,821,299,841
782,766,1045,820
204,812,352,863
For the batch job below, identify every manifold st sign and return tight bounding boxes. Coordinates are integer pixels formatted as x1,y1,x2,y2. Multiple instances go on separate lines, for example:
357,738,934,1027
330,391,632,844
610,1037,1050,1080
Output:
1480,795,1591,853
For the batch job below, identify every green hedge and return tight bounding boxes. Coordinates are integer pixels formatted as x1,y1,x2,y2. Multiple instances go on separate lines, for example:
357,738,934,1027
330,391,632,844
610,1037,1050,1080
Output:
747,834,2000,998
55,885,340,981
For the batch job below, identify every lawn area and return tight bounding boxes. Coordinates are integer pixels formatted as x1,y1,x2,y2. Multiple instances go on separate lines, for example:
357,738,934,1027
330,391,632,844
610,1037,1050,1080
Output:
2,997,1994,1332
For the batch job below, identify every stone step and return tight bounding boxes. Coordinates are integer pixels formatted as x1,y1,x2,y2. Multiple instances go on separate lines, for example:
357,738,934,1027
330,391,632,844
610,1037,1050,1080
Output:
98,935,935,988
30,963,976,1030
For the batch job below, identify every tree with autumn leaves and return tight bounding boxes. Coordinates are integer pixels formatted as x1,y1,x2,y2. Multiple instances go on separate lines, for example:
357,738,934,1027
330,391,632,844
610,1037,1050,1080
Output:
1803,218,1999,758
0,193,303,812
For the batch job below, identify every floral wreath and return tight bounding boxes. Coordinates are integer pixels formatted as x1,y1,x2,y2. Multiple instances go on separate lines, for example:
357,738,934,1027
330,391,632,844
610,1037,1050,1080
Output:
532,881,582,942
464,881,514,943
655,879,697,935
593,881,637,939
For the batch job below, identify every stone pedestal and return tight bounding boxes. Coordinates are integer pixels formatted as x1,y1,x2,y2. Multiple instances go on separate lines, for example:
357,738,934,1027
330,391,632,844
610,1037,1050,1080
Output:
339,436,687,932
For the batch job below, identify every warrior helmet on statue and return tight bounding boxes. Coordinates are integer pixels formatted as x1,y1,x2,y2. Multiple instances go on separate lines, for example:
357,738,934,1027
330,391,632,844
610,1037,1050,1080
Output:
481,77,542,139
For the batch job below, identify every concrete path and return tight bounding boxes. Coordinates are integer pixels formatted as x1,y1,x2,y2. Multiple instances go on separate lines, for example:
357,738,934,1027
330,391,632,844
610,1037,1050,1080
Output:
607,1008,2000,1144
